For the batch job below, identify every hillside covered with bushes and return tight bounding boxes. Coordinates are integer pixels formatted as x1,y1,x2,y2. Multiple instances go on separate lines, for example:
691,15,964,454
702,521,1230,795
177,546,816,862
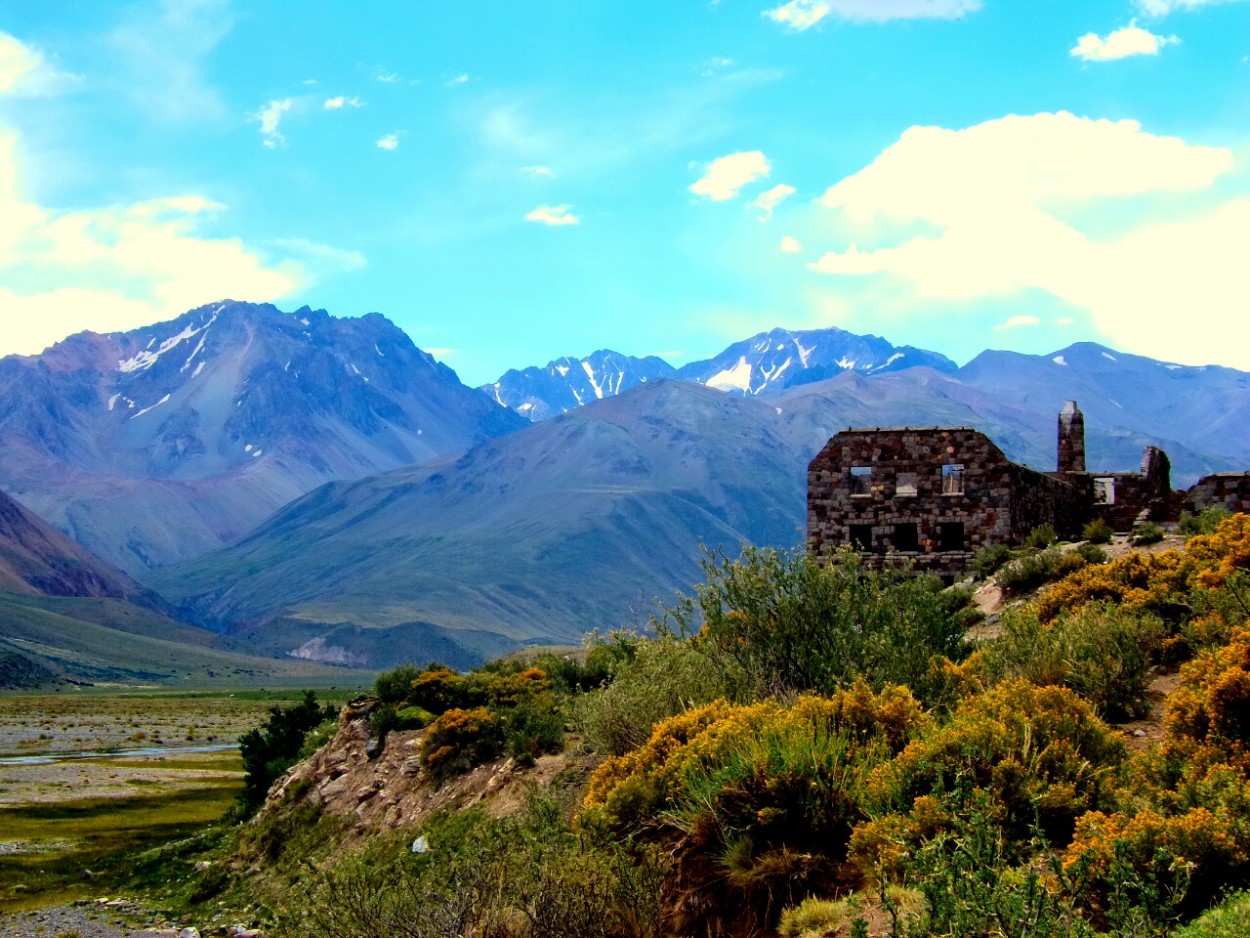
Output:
160,512,1250,937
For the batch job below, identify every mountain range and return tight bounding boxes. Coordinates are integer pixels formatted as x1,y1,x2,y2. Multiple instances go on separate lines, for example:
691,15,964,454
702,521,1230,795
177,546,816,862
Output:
5,301,1250,672
484,327,957,420
0,301,523,573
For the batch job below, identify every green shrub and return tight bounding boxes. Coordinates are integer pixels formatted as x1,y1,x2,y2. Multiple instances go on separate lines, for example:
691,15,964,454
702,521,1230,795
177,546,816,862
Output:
1173,889,1250,938
282,795,667,938
374,663,425,704
972,542,1013,579
1074,542,1108,565
669,546,970,706
576,633,731,757
1026,523,1059,549
503,694,565,765
1131,522,1165,546
978,603,1164,719
902,795,1097,938
1082,517,1114,544
1179,507,1231,538
238,690,339,812
996,547,1086,596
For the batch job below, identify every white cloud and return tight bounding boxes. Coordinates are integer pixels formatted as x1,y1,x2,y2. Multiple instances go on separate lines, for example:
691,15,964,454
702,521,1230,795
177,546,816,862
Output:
324,95,363,109
1135,0,1248,14
764,0,981,29
0,130,359,357
994,314,1041,331
1071,22,1179,61
754,183,796,220
764,0,831,30
525,204,579,226
0,31,78,97
447,73,470,86
375,72,400,83
252,98,293,148
690,150,771,201
521,165,554,177
110,0,234,122
809,112,1250,368
376,133,400,151
780,235,804,253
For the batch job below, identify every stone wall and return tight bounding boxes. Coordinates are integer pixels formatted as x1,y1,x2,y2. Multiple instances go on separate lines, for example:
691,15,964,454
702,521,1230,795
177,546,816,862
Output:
809,427,1081,578
1188,473,1250,514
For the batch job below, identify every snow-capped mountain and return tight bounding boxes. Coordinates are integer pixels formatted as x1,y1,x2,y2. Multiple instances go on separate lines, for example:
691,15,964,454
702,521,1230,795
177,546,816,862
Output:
0,301,524,572
676,326,958,395
483,350,676,421
486,326,957,421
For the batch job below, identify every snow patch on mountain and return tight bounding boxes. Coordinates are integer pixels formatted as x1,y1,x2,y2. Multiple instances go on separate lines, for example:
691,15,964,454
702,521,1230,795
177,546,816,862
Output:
707,357,754,393
119,307,220,374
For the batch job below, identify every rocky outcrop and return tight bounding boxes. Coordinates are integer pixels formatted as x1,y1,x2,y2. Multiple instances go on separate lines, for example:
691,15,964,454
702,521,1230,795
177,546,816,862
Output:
258,699,577,834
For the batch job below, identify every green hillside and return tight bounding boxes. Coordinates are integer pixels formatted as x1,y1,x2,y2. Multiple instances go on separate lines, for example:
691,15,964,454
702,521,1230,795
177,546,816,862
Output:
0,591,371,688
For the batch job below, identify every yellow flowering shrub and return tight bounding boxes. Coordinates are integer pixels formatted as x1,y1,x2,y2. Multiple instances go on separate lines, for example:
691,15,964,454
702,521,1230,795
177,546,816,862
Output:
859,680,1126,852
419,706,503,784
582,681,927,834
1164,624,1250,763
1037,549,1192,623
1063,807,1248,919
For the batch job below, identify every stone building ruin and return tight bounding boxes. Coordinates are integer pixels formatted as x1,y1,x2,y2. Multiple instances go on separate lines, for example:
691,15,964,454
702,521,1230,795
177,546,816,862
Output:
807,401,1236,577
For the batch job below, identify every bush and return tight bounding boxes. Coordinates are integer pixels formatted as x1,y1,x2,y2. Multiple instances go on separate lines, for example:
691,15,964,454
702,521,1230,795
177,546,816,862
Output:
1174,889,1250,938
1179,507,1231,538
581,687,925,938
996,547,1086,596
1083,517,1114,545
670,546,970,705
282,794,667,938
972,542,1013,579
1164,624,1250,756
1074,542,1108,565
419,707,504,785
576,633,730,757
503,694,565,765
978,603,1165,720
238,690,339,812
1132,522,1165,546
858,681,1127,855
1026,523,1059,550
1037,548,1192,624
1063,807,1244,924
374,663,425,704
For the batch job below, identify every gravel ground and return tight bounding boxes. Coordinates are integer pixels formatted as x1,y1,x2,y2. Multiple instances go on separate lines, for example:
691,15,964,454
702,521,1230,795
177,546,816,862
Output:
0,900,172,937
0,899,255,938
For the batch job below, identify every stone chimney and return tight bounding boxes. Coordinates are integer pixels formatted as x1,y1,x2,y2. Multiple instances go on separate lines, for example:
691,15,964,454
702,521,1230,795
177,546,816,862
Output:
1058,400,1085,474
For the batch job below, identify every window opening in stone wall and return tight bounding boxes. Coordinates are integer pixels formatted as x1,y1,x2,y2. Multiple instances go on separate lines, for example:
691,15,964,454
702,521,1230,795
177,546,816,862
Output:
941,463,964,495
1093,477,1115,505
892,523,919,552
849,524,873,551
938,522,965,552
849,466,873,496
895,472,918,497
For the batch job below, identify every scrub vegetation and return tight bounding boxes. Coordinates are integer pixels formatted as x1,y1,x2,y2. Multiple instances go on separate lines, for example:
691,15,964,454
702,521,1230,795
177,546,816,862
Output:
12,517,1250,935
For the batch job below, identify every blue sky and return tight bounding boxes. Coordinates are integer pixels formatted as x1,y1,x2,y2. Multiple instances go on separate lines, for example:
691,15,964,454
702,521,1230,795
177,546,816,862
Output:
1,0,1248,386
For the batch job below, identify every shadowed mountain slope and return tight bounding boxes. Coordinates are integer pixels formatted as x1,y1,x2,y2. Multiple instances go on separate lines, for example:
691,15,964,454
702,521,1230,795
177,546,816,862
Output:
149,380,806,669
